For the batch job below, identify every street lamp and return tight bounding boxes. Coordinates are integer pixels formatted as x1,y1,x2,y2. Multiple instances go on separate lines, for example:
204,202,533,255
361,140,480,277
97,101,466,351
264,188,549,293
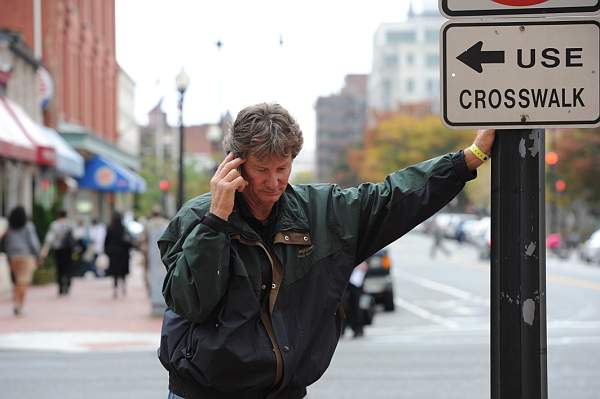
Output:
175,68,190,210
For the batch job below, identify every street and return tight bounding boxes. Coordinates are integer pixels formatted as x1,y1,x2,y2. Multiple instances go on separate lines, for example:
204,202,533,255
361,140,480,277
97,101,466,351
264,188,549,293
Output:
1,231,600,398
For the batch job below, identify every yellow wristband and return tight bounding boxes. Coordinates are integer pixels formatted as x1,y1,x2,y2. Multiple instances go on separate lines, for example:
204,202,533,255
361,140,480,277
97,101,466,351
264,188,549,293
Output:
469,143,490,162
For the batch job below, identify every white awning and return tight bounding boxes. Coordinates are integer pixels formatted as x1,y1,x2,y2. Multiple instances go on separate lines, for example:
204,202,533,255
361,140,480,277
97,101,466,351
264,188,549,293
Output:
0,97,36,162
41,126,84,177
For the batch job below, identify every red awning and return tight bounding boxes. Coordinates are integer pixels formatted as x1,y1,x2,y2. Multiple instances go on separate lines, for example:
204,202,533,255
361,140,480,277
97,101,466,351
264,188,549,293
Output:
0,97,36,162
0,97,56,166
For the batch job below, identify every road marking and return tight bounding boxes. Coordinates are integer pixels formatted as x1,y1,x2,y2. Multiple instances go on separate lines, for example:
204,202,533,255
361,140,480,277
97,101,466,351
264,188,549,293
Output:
0,331,159,353
395,272,489,306
547,274,600,292
451,260,600,292
394,296,460,330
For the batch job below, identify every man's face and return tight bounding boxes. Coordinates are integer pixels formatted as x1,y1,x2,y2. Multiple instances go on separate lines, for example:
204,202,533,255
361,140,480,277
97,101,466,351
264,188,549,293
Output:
241,153,292,210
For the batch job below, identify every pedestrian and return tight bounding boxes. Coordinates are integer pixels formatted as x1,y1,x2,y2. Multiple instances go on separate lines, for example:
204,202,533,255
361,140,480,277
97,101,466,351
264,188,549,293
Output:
142,206,169,315
158,103,495,398
0,206,41,316
344,261,369,338
430,215,451,259
104,211,133,299
41,209,75,296
89,218,107,276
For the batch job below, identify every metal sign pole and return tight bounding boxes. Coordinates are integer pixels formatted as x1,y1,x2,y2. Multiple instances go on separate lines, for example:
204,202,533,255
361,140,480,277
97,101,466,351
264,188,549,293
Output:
491,129,548,399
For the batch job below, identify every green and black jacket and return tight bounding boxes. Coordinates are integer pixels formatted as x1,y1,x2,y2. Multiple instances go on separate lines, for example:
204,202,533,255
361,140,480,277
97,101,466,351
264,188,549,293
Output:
158,151,476,399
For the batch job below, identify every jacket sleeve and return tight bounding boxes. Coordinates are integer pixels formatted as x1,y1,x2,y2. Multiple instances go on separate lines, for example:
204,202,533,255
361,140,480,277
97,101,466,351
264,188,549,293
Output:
327,151,476,264
159,209,232,324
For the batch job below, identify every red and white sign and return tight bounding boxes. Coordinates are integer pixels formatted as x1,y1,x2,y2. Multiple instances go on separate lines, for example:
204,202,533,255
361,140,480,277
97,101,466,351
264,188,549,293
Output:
95,166,117,188
440,0,600,17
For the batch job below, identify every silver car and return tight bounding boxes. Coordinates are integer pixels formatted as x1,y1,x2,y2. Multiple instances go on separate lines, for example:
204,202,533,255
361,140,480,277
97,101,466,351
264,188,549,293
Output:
579,228,600,264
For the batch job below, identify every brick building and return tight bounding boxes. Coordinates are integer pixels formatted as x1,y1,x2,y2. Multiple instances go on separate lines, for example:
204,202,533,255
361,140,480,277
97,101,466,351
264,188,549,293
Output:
0,0,117,141
0,0,143,223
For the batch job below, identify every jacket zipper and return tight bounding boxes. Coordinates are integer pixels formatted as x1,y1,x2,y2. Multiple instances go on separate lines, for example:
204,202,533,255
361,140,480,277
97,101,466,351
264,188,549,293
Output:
233,235,284,388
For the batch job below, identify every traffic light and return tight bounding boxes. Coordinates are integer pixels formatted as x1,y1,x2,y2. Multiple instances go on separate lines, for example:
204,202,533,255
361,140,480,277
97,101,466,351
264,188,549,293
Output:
159,180,170,191
555,179,566,192
545,151,559,166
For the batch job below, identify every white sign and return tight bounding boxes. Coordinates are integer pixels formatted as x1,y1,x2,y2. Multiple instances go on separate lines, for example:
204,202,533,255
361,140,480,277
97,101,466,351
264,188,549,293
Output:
441,20,600,129
440,0,600,17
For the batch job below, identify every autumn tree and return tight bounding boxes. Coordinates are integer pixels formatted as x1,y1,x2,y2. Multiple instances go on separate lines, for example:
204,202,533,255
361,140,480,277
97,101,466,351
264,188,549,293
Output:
553,128,600,207
352,113,488,210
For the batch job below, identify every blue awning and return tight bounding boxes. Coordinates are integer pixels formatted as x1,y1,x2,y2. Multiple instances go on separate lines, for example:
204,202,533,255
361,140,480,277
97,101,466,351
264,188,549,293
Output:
77,155,146,193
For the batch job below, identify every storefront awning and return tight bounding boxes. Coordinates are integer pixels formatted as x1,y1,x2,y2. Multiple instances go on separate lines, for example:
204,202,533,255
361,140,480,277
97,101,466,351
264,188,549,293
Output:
0,97,36,162
78,155,146,193
60,122,140,171
0,97,56,167
41,126,84,177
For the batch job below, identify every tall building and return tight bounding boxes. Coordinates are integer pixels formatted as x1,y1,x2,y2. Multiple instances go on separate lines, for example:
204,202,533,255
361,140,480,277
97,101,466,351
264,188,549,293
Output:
367,6,444,114
315,74,367,183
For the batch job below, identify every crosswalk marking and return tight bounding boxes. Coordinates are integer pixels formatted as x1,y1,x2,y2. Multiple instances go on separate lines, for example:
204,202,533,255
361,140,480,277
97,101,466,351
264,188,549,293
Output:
0,331,159,353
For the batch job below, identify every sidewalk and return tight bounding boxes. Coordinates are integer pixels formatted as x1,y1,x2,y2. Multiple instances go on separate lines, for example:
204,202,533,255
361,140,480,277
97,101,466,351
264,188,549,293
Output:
0,253,162,352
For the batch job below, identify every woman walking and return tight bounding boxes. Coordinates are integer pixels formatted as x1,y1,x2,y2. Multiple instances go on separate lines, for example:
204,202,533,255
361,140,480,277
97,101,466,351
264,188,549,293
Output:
2,206,41,315
104,212,133,298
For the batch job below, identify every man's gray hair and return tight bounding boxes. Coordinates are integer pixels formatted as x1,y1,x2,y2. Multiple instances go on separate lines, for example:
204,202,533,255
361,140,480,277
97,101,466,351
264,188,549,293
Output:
223,103,303,159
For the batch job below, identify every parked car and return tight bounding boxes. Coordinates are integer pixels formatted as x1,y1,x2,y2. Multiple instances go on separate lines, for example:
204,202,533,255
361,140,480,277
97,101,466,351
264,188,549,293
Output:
362,249,395,312
434,212,479,240
579,228,600,264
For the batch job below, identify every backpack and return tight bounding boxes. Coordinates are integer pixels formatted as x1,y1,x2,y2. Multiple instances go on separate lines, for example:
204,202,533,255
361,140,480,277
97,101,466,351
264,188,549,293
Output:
58,228,76,250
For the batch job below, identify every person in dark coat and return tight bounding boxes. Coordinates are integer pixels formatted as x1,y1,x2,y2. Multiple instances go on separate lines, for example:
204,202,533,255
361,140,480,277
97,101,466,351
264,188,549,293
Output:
40,209,75,296
104,212,133,298
159,103,496,399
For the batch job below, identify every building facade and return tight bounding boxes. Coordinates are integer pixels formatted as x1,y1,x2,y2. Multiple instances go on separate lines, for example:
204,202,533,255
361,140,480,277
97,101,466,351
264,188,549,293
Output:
140,101,179,166
117,66,139,158
367,7,444,114
0,0,117,140
0,0,144,223
315,74,367,183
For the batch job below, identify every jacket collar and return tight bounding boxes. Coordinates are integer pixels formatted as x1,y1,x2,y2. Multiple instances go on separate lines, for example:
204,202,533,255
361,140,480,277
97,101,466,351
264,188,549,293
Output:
228,185,310,239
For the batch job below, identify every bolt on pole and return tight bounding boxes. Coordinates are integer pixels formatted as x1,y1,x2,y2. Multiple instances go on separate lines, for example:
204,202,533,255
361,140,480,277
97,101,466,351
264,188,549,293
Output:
491,129,548,399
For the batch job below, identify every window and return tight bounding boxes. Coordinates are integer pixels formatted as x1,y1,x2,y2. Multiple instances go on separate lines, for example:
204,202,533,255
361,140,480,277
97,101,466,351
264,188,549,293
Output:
406,79,415,94
426,54,439,68
406,53,415,66
383,80,392,110
386,30,416,44
384,54,398,67
427,79,439,95
425,29,438,43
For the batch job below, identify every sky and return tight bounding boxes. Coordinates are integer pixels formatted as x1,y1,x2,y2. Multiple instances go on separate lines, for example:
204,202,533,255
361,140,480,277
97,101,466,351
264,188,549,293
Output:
115,0,439,156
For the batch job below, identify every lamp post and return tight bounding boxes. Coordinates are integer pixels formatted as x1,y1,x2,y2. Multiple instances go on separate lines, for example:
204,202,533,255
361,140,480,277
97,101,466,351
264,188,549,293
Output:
175,68,190,210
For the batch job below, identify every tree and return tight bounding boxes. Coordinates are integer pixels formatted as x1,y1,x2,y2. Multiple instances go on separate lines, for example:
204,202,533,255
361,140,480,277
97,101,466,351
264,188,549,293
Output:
553,128,600,206
353,113,488,210
138,155,176,217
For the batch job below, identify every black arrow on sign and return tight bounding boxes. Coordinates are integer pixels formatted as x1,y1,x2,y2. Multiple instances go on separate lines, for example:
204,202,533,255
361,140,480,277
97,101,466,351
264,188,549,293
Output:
457,41,505,73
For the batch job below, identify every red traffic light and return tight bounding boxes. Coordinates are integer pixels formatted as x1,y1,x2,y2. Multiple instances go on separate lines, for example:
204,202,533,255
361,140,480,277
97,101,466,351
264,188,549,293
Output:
555,179,566,192
159,180,170,191
545,151,559,166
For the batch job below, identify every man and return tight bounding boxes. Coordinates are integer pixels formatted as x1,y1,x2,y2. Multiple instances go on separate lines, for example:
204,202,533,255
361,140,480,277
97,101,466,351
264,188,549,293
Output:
89,218,107,270
344,261,369,338
40,210,75,296
158,103,494,399
142,206,170,315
